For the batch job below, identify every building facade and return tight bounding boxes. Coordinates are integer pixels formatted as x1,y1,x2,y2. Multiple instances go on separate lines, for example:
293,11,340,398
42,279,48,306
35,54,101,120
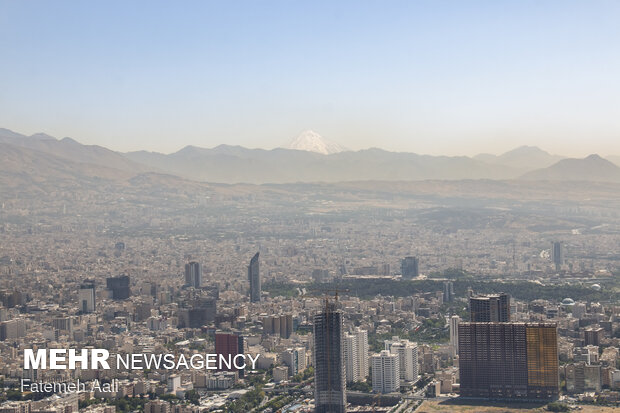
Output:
371,350,400,393
184,261,202,288
106,275,131,300
449,315,460,358
458,322,559,400
215,331,245,378
385,337,419,383
551,241,563,270
443,281,454,303
78,281,96,313
400,256,419,278
343,328,369,383
248,252,261,303
469,293,510,322
313,303,346,413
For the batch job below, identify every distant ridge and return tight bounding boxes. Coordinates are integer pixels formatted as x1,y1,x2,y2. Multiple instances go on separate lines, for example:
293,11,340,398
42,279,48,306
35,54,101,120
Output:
474,145,563,171
520,154,620,182
0,140,206,195
0,128,150,173
125,145,518,183
2,127,620,185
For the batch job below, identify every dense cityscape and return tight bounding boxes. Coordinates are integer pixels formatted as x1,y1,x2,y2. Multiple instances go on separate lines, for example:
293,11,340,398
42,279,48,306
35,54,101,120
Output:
1,177,619,413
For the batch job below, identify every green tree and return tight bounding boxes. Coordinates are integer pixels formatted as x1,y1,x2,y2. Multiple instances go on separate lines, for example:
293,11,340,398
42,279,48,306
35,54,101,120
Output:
546,402,570,412
348,381,372,392
184,389,200,405
6,389,22,401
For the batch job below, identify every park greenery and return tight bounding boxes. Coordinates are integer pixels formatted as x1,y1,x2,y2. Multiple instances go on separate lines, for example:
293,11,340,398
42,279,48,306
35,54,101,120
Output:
258,394,295,411
264,275,618,304
223,386,264,413
348,380,372,393
292,366,314,382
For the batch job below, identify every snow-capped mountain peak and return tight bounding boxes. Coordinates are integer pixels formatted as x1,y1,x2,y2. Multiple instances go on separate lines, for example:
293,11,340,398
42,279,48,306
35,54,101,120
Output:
286,130,347,155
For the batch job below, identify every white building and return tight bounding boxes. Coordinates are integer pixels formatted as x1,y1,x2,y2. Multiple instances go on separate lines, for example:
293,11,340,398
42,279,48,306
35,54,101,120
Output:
282,347,306,377
273,366,289,383
354,328,369,379
371,350,399,393
449,315,460,357
344,328,369,383
344,334,359,383
167,375,181,393
385,337,418,383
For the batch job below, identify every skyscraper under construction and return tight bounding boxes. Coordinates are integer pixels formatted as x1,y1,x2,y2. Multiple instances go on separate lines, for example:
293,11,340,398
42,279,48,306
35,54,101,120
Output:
313,302,346,413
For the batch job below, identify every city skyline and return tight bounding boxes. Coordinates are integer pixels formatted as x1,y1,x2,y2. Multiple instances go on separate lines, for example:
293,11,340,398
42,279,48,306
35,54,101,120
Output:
2,2,620,411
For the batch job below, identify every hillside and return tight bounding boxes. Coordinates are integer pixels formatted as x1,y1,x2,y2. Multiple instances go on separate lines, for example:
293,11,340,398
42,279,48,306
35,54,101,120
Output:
0,128,151,174
474,146,563,171
520,154,620,182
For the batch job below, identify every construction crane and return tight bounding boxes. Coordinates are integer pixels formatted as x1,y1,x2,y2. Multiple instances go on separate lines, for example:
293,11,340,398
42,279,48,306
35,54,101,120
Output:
297,287,350,312
313,287,349,312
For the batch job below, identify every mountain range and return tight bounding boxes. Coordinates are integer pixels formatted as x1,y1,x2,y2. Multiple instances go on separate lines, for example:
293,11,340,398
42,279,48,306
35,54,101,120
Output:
2,127,620,186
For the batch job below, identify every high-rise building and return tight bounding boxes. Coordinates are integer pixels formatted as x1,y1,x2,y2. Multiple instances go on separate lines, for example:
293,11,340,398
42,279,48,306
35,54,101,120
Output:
313,302,346,413
167,375,181,393
343,328,369,383
469,293,510,322
443,281,454,303
354,328,369,380
584,327,604,346
184,262,202,288
551,242,563,271
178,297,217,328
385,337,418,382
106,275,131,300
0,290,24,308
565,363,602,393
215,331,245,378
52,317,73,332
248,252,261,303
449,315,460,357
344,334,359,383
0,319,26,341
78,281,96,313
371,350,400,393
262,314,293,339
458,322,559,400
401,256,419,278
282,347,306,377
281,313,293,339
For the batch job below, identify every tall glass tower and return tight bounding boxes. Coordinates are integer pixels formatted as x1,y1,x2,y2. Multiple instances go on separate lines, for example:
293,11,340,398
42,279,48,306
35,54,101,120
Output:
248,252,261,303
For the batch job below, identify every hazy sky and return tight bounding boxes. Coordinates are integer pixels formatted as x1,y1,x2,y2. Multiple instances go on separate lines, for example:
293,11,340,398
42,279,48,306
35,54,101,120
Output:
1,1,620,156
